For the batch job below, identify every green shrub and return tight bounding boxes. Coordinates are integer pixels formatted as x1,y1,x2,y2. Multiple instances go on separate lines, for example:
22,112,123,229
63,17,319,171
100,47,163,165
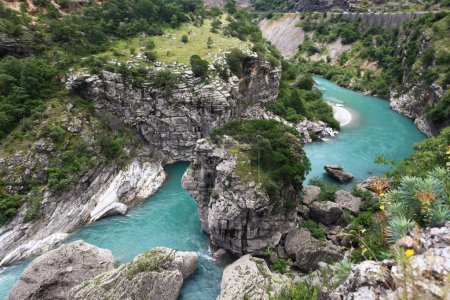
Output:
308,178,338,202
226,48,246,77
144,51,157,62
181,34,189,43
272,282,320,300
190,55,209,79
301,220,325,239
0,190,22,225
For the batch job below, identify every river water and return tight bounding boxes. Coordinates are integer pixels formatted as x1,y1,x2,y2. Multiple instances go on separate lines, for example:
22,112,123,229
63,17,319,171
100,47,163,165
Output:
0,77,426,300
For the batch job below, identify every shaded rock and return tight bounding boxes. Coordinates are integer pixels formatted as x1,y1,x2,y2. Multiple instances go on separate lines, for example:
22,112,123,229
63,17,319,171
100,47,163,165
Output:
69,247,197,300
324,165,354,183
309,201,343,226
335,190,361,215
218,255,291,300
294,239,343,272
8,241,115,300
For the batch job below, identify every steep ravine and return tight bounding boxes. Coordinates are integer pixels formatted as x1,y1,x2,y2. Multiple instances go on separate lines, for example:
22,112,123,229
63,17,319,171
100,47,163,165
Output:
0,54,281,267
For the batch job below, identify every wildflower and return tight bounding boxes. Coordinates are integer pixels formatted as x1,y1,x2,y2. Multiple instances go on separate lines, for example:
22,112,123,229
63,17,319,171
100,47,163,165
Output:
379,205,385,211
361,228,366,233
405,249,415,257
380,193,385,198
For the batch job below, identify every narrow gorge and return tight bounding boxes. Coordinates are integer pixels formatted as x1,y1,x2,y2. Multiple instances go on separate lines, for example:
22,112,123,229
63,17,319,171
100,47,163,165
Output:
0,1,448,300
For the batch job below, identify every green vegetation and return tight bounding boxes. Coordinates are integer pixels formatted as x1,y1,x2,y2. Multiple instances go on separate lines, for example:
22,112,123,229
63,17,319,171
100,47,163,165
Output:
267,248,291,274
190,55,209,79
383,168,449,243
294,12,450,127
308,177,338,202
211,120,310,211
301,220,325,239
267,61,340,129
126,249,172,279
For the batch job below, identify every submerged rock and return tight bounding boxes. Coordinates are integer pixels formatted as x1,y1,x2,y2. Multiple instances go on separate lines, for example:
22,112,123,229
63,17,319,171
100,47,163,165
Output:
69,247,198,300
324,165,354,183
218,255,291,300
8,241,115,300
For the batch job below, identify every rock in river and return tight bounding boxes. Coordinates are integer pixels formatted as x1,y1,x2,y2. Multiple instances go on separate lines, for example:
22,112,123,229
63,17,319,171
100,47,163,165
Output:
8,240,115,300
324,165,354,183
69,247,198,300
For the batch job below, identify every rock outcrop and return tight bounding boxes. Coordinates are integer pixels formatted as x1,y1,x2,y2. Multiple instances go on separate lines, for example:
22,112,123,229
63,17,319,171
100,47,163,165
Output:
332,222,450,299
8,241,115,300
0,158,165,266
218,255,291,300
69,247,198,300
391,83,443,137
68,55,280,160
182,138,298,256
284,228,343,272
324,165,354,183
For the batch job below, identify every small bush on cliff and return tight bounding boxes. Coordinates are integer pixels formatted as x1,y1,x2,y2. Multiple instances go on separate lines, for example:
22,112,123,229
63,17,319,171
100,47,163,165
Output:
210,120,311,211
301,220,325,239
226,48,246,77
190,55,209,79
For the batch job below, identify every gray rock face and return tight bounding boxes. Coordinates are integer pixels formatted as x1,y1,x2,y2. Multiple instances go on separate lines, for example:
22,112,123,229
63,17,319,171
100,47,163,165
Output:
283,228,343,272
68,56,280,160
218,255,291,300
324,165,354,183
334,190,361,215
8,241,115,300
302,185,321,205
0,158,165,266
182,138,298,256
308,201,343,226
334,260,395,299
0,34,30,57
69,247,198,300
391,83,443,136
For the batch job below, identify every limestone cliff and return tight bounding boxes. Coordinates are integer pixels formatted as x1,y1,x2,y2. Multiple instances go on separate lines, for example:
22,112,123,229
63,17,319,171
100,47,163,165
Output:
68,56,280,160
182,138,298,256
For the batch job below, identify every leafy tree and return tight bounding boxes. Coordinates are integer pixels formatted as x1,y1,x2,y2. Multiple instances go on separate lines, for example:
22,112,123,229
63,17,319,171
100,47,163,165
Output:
181,34,189,43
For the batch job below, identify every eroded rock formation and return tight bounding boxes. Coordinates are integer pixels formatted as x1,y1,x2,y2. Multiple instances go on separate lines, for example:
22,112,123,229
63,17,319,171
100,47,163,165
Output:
68,56,280,160
182,138,298,256
69,247,198,300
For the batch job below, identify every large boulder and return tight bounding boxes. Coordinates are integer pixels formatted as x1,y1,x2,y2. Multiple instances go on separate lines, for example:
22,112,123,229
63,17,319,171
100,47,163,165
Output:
69,247,198,300
324,165,354,183
218,255,291,300
8,241,115,300
283,228,343,272
335,190,361,215
284,228,312,257
308,201,343,226
302,185,321,205
294,239,343,272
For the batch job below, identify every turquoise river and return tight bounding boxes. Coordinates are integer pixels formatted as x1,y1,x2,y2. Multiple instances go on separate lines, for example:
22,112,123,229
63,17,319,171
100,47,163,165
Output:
0,77,426,299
